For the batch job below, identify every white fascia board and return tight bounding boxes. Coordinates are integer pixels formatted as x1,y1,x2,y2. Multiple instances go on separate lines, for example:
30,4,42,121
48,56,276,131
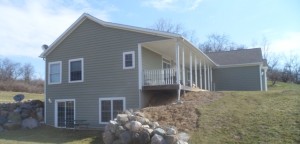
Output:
217,62,263,68
85,14,180,38
40,13,88,58
40,13,180,58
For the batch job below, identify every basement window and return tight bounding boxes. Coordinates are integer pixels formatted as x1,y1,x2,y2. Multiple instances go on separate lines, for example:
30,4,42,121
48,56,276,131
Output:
99,97,125,124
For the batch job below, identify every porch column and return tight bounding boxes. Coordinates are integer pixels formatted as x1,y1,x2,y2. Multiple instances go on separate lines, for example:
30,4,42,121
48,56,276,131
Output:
204,63,207,90
176,41,181,102
195,57,198,87
208,65,210,91
264,67,268,91
190,51,193,87
210,66,213,91
199,59,202,89
176,42,180,85
182,47,185,86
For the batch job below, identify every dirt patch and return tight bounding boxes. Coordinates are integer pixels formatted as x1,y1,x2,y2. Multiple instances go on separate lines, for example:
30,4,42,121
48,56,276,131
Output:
140,91,223,132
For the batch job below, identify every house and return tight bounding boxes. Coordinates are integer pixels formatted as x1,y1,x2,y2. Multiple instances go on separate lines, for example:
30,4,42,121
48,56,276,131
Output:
39,13,267,129
206,49,268,91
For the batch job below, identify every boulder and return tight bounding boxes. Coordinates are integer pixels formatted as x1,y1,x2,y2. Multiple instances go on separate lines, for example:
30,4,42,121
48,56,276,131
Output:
115,125,125,136
165,135,178,144
0,115,7,125
131,132,140,144
117,114,128,125
134,112,145,117
166,127,177,135
128,115,136,121
136,116,147,125
7,112,21,123
151,134,165,144
153,128,166,136
13,107,21,113
120,131,132,144
0,125,4,132
3,122,21,130
129,121,142,132
177,140,188,144
20,103,32,110
145,128,154,136
177,132,190,142
30,100,43,108
21,109,31,119
0,110,9,117
107,120,118,133
138,129,151,144
150,121,159,129
124,122,131,130
36,108,44,121
22,117,38,129
103,131,114,144
112,139,122,144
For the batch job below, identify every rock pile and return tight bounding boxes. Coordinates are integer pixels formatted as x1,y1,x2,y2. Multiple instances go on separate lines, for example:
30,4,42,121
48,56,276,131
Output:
0,100,44,132
103,110,190,144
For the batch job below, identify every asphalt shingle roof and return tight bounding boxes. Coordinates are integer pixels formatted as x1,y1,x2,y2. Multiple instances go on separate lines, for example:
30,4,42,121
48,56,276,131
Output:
206,48,264,66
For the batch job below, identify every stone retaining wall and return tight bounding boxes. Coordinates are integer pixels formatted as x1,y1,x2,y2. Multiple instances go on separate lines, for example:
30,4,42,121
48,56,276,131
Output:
0,100,44,132
103,110,190,144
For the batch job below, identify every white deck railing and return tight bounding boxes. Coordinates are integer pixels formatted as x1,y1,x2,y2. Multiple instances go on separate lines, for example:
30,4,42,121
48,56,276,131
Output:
143,68,176,86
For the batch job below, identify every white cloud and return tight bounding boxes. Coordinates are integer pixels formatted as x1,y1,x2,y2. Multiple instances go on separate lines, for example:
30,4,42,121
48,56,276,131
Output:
0,0,117,58
270,32,300,57
142,0,202,11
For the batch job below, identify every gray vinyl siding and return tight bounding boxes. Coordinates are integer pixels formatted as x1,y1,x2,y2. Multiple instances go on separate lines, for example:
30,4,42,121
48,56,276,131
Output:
45,19,169,127
142,48,163,70
213,66,261,91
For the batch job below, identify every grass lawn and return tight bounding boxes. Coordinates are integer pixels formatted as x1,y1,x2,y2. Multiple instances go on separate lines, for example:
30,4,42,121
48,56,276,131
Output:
190,82,300,144
0,125,102,144
0,91,44,102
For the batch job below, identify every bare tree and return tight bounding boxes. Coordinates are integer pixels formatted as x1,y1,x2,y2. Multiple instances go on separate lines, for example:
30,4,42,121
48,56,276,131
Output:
0,58,22,81
261,36,270,60
21,63,34,83
199,33,245,53
150,18,199,45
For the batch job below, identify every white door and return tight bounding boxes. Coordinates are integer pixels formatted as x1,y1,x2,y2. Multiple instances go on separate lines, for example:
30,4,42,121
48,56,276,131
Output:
55,100,75,128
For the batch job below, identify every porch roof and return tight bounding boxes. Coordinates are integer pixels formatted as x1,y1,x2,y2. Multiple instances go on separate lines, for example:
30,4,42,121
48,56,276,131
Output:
141,39,217,67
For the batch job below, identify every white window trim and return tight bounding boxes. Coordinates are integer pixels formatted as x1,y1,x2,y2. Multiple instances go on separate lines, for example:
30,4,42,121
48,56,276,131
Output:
68,58,84,83
48,61,62,85
54,99,76,128
99,97,126,124
123,51,135,69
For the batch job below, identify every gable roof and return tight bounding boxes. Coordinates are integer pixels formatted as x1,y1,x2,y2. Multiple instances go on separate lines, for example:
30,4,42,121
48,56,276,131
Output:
39,13,181,58
205,48,264,66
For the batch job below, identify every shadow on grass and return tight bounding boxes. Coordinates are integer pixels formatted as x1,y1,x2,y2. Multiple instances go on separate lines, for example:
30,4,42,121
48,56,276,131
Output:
0,125,104,144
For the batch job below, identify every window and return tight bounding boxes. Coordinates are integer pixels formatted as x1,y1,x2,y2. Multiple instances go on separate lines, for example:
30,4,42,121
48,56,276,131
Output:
48,61,61,84
99,97,125,124
123,51,135,69
69,58,84,83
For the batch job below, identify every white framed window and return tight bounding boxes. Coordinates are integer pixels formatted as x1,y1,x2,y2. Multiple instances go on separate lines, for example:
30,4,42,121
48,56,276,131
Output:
123,51,135,69
99,97,125,124
48,61,62,84
69,58,84,83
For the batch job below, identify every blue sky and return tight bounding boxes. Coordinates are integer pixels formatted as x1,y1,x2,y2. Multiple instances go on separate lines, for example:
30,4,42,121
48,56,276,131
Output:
0,0,299,79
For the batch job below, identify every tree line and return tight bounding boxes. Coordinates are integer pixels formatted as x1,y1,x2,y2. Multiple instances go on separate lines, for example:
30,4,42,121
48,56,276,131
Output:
150,19,300,86
0,58,43,93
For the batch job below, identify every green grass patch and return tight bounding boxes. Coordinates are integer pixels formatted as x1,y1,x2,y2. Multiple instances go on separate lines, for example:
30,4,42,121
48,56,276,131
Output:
0,91,44,102
0,125,102,144
190,82,300,144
